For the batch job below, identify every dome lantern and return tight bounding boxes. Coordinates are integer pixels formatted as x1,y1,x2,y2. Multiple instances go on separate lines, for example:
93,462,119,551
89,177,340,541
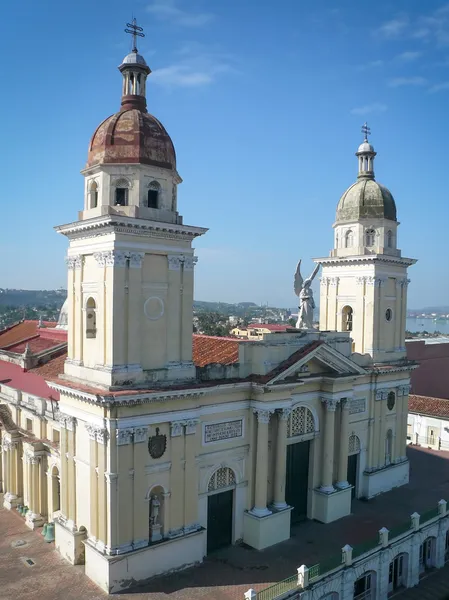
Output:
356,122,376,179
118,19,151,112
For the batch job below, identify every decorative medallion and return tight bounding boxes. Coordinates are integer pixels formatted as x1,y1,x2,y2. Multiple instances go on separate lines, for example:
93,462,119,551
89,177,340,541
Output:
387,391,396,411
148,427,167,459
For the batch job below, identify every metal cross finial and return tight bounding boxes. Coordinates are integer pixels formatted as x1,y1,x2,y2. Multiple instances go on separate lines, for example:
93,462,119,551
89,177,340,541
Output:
361,122,371,141
125,18,145,53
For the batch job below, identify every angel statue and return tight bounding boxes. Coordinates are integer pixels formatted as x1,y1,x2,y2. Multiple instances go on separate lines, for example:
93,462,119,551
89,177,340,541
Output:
294,261,320,330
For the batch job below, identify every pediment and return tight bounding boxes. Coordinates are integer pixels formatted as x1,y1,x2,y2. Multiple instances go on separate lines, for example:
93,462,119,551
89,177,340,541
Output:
267,342,366,385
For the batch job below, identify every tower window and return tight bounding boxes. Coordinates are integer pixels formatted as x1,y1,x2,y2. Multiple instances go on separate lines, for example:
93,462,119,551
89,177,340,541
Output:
86,297,97,339
365,229,376,247
147,181,161,208
387,230,393,248
385,308,393,322
115,188,128,206
342,306,353,332
89,181,98,209
345,230,353,248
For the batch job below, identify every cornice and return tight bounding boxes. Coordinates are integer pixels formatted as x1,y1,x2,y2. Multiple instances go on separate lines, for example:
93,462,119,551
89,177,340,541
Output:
314,254,417,267
54,215,208,241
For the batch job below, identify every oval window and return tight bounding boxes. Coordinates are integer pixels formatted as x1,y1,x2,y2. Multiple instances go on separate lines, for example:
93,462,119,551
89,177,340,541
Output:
385,308,392,321
387,391,396,410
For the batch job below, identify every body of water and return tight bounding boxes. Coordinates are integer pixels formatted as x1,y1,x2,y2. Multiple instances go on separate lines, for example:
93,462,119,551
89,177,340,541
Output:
406,317,449,335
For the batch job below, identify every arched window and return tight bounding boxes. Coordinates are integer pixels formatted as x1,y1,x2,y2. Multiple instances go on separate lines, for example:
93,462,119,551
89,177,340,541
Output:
114,178,129,206
147,181,161,209
365,228,376,247
342,306,353,332
387,230,393,248
388,553,408,594
208,467,236,492
419,537,436,574
288,406,315,438
345,230,353,248
51,466,61,514
89,181,98,208
86,297,97,339
348,434,361,455
354,571,375,600
385,429,393,465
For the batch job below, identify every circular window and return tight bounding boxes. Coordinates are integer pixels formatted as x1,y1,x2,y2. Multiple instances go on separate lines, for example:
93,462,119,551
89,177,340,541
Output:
144,296,164,321
387,391,396,410
385,308,393,321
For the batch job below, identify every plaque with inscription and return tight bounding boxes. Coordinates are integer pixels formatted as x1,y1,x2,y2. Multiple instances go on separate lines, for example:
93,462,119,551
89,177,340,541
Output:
204,419,243,444
350,399,366,415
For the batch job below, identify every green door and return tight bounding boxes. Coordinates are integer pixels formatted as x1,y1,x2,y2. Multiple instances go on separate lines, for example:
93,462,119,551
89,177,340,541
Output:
285,441,310,523
207,490,233,553
347,453,358,499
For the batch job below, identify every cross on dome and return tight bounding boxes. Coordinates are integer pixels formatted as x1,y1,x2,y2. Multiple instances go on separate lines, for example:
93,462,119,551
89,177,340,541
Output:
124,18,145,53
361,122,371,142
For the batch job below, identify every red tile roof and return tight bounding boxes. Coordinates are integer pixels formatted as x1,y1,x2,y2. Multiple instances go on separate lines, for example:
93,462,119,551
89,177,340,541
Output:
0,359,60,401
246,323,293,332
193,334,240,367
257,340,323,383
409,394,449,419
7,337,65,354
0,320,58,351
30,353,67,379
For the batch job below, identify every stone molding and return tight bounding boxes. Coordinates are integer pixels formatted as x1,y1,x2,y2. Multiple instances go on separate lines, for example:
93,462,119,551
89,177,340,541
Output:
104,472,118,483
278,408,292,421
66,255,83,270
170,419,199,436
253,408,273,424
58,413,77,431
185,419,199,435
321,398,340,412
321,276,339,286
85,423,109,444
116,426,148,445
168,254,198,271
376,390,387,401
398,385,411,396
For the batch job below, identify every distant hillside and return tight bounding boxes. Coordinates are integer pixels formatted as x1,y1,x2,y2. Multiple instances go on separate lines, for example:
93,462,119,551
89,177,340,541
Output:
0,289,66,308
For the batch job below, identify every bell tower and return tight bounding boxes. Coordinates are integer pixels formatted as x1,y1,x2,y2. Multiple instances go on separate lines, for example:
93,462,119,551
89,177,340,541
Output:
56,21,207,388
316,125,416,363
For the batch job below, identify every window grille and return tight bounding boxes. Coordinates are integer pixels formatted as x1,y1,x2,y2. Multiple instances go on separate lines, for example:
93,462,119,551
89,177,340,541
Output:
348,434,361,455
288,406,315,438
208,467,236,492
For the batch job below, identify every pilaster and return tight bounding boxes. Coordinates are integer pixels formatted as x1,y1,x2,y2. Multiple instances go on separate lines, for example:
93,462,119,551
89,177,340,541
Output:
320,398,338,492
336,399,350,488
168,421,185,535
250,409,273,517
184,420,200,529
272,408,291,510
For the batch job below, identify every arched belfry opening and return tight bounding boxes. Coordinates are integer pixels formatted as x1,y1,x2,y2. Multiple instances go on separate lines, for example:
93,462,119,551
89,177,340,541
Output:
85,297,97,339
147,181,161,208
89,181,98,208
342,306,353,332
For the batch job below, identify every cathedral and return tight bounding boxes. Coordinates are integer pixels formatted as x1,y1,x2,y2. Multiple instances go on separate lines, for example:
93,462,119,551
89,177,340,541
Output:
0,24,416,594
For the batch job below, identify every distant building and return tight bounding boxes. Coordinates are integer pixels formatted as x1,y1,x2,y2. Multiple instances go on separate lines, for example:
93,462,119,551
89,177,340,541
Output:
406,337,449,401
230,323,295,338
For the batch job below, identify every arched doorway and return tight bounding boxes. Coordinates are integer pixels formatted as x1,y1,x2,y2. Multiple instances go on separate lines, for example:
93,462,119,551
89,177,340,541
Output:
207,467,235,553
388,553,408,595
286,406,316,523
354,571,376,599
347,434,361,499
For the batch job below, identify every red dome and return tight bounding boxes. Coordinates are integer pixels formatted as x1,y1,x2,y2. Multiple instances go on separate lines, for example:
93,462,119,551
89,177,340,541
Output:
87,108,176,170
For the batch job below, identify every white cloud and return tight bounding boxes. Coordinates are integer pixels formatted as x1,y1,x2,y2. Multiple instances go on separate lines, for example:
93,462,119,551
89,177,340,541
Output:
395,51,422,61
388,76,427,87
429,81,449,93
350,103,388,116
146,1,213,27
377,17,409,38
151,44,234,88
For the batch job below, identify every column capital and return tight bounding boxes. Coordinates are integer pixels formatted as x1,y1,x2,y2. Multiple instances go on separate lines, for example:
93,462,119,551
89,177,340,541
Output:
65,255,83,270
278,407,292,421
340,398,350,410
253,408,273,424
170,421,184,437
86,424,109,444
321,398,339,412
58,412,77,431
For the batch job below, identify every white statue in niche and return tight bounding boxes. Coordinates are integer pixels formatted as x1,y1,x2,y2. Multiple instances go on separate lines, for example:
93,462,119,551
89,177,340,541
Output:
149,494,162,542
294,261,320,330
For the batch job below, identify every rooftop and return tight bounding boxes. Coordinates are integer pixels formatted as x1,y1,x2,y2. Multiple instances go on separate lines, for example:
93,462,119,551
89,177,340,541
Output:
0,447,446,600
409,394,449,419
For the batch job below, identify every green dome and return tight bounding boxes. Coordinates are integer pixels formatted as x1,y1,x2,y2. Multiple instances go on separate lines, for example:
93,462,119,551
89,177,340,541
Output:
336,178,397,223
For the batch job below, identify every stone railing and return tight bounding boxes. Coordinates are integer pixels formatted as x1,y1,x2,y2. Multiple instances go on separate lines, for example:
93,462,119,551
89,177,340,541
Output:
244,499,448,600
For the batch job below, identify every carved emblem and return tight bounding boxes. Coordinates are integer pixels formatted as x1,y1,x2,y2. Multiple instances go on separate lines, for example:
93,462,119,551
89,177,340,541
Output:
148,427,167,459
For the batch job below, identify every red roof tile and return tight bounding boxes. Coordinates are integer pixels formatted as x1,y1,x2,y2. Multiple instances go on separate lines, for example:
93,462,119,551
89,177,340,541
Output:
0,359,60,401
193,334,240,367
409,394,449,419
30,353,67,379
7,337,65,354
0,320,57,350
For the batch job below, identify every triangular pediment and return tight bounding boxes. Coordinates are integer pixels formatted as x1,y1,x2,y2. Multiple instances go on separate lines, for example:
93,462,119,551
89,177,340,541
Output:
267,342,366,385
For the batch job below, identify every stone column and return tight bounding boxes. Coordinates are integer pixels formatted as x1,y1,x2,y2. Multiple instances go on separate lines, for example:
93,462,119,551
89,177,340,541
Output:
336,399,350,489
394,390,403,462
273,408,291,509
89,437,98,541
168,421,185,537
250,409,272,517
60,426,69,518
320,399,339,492
1,444,8,494
184,420,200,531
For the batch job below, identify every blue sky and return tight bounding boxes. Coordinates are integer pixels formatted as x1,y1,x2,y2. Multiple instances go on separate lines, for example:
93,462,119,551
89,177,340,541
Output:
1,0,449,309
